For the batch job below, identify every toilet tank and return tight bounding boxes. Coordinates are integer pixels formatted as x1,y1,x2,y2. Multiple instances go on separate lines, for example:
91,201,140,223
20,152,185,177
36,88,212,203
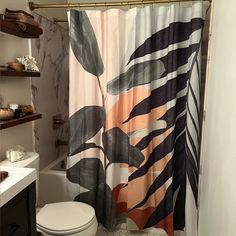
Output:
0,152,40,201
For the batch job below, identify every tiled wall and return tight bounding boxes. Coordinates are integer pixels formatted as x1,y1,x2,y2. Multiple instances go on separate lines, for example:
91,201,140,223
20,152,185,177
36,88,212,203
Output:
31,14,69,169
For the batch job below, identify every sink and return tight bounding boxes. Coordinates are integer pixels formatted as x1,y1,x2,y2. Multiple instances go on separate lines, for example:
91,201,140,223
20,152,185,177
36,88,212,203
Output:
0,166,36,207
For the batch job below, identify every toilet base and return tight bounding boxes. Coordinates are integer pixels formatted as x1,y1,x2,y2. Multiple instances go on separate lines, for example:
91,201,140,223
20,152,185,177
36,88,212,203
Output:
37,217,98,236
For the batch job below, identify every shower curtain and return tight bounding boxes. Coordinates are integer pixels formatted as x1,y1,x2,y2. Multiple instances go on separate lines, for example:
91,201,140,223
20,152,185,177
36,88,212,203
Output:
67,2,209,236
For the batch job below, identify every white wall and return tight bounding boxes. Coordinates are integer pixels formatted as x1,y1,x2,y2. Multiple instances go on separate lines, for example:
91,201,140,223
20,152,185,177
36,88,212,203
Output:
0,0,34,159
198,0,236,235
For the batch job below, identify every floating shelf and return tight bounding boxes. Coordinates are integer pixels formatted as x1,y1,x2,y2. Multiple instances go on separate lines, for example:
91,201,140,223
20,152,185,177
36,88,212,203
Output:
0,70,40,77
0,19,39,38
0,113,42,130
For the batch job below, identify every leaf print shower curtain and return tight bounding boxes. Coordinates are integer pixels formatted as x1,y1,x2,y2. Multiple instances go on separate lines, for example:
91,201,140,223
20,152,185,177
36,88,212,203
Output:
67,2,209,236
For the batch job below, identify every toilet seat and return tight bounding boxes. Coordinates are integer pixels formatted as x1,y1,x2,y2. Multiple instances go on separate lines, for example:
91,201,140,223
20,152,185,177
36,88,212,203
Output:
37,201,96,235
37,217,96,235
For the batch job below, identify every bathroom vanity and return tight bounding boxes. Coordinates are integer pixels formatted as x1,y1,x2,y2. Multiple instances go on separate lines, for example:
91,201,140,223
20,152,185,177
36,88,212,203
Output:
0,167,37,236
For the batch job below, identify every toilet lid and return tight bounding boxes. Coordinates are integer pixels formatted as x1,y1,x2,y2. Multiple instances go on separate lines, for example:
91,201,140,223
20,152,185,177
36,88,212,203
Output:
37,201,95,233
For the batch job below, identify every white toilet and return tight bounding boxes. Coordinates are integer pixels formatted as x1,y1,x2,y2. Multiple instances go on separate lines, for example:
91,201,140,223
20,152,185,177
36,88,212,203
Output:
0,153,98,236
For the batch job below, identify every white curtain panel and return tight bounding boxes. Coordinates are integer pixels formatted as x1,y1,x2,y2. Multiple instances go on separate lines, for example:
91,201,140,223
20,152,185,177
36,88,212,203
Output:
67,2,209,236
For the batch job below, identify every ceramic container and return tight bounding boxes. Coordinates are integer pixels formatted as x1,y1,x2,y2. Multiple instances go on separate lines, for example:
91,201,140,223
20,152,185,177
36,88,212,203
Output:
20,105,34,114
0,108,14,121
8,62,24,72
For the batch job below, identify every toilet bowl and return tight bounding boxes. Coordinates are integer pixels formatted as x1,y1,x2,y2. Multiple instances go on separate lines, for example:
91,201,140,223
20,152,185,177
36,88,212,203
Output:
37,201,98,236
0,153,98,236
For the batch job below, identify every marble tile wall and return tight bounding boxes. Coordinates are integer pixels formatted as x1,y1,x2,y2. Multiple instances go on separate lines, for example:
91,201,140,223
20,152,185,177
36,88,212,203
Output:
31,14,69,169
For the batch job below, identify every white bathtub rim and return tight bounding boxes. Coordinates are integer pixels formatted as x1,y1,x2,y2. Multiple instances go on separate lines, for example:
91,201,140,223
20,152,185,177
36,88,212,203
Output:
42,154,66,172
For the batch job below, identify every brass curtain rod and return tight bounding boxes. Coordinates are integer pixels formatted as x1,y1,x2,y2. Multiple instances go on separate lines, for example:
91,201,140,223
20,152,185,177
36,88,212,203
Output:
29,0,211,10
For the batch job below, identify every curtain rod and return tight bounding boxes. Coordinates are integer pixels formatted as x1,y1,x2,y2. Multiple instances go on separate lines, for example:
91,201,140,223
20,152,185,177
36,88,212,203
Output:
29,0,211,10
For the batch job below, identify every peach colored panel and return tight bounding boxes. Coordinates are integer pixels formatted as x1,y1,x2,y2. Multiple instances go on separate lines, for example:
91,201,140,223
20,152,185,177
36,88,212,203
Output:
116,171,171,210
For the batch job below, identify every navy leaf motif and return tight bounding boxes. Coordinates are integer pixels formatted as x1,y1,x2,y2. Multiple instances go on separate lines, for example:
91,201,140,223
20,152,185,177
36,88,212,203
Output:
130,160,173,211
172,133,188,230
129,107,187,182
173,183,186,230
144,185,173,228
123,44,200,124
128,18,204,64
136,96,187,150
123,71,189,124
127,28,202,230
130,129,175,182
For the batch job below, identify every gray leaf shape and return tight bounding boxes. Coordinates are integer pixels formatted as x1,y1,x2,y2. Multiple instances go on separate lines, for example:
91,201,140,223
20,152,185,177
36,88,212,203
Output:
74,183,116,229
70,10,104,76
102,127,144,168
67,158,105,189
69,106,105,156
107,59,165,95
70,143,104,156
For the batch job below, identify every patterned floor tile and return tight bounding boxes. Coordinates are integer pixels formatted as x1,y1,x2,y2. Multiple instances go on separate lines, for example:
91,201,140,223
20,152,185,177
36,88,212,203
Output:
96,225,166,236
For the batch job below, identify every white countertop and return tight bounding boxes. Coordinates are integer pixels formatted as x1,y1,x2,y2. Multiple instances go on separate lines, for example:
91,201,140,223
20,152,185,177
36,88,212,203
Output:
0,167,37,207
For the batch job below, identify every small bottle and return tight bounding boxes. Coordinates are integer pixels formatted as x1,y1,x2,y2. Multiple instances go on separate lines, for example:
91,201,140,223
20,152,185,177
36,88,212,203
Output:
14,108,23,118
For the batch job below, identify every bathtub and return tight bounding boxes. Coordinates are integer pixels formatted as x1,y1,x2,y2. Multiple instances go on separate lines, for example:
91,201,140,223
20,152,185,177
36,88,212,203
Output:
38,155,79,207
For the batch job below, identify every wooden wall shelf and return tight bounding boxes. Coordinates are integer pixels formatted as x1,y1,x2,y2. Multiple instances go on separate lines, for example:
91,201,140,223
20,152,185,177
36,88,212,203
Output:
0,113,42,130
0,20,39,38
0,70,40,77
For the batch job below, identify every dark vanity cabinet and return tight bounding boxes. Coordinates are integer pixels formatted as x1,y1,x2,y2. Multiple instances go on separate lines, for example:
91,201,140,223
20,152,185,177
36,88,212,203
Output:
0,182,36,236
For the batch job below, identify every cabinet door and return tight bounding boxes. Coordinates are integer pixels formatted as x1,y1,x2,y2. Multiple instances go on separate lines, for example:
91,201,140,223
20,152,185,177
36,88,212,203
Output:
0,182,36,236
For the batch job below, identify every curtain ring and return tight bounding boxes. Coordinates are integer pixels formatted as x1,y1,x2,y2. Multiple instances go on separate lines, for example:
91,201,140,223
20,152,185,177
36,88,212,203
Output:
152,2,155,9
129,0,132,10
107,2,109,10
67,3,72,12
93,0,96,10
